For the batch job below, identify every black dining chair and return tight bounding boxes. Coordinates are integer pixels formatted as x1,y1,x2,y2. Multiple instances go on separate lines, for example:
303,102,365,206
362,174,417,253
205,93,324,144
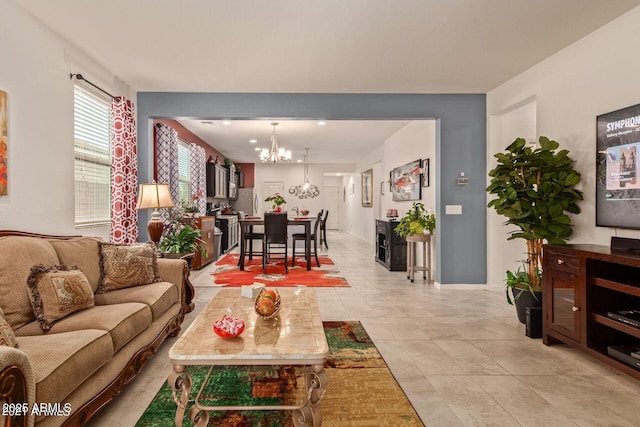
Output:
263,212,288,273
319,210,329,249
291,210,323,267
242,223,263,261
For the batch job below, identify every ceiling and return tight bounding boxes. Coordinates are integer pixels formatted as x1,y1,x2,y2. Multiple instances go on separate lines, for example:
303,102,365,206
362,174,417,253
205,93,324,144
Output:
15,0,640,163
178,119,413,164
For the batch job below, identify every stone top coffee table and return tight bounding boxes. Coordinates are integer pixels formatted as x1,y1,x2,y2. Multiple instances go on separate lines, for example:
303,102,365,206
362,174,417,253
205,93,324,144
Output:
168,287,329,426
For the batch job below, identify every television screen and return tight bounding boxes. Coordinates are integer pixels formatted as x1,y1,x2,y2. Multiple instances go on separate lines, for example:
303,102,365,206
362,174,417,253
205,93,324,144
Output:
596,103,640,229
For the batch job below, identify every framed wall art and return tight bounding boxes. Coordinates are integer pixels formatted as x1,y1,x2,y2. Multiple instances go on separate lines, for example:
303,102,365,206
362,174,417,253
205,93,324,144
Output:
362,169,373,207
0,90,7,196
390,159,421,201
422,158,430,187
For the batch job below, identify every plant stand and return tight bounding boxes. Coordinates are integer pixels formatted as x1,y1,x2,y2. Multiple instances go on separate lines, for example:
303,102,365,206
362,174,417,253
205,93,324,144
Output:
406,234,431,283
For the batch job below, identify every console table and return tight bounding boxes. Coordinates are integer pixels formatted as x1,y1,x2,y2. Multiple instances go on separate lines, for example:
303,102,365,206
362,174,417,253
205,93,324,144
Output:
375,219,406,271
543,244,640,379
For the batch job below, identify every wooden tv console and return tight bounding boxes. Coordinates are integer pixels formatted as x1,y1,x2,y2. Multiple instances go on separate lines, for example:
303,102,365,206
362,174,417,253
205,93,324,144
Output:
543,243,640,379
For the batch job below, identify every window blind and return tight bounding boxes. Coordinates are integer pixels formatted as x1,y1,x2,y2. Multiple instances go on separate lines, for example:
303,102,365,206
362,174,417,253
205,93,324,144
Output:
74,84,111,226
178,139,191,204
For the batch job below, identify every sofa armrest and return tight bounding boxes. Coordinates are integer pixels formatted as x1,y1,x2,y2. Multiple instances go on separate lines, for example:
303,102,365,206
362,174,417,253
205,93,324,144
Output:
156,258,188,307
0,346,35,427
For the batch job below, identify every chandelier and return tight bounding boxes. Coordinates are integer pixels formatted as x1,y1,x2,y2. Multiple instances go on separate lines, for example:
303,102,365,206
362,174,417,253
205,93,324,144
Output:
259,122,291,163
289,148,320,199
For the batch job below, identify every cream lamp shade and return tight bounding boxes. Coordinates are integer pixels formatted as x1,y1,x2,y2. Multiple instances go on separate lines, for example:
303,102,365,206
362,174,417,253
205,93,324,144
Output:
136,183,175,210
136,183,175,245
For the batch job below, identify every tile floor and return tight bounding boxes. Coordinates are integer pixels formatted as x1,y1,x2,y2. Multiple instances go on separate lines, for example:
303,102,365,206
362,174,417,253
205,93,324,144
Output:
89,230,640,426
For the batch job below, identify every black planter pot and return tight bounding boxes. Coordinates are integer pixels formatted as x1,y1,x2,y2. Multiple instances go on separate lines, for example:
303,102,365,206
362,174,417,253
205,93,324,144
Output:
513,289,542,324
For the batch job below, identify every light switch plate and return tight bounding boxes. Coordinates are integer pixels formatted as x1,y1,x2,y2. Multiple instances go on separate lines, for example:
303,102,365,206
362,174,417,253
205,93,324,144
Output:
445,205,462,215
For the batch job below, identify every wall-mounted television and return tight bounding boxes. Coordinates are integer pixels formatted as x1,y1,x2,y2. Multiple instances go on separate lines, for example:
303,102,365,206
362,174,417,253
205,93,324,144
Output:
596,103,640,229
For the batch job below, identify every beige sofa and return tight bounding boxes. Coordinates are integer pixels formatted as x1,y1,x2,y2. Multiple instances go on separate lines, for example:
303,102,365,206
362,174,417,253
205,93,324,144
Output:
0,231,188,427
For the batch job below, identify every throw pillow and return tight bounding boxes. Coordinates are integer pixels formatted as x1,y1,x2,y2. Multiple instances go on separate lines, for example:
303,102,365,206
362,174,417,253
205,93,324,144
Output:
0,306,17,347
27,265,95,332
97,242,160,294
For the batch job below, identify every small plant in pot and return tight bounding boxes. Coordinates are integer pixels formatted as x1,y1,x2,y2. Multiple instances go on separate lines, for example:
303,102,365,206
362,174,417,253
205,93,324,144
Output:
265,193,286,212
394,202,436,238
487,136,583,324
504,261,542,324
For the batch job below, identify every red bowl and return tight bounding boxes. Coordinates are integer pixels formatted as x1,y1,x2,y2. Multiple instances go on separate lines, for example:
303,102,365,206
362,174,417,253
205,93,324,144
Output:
213,319,245,338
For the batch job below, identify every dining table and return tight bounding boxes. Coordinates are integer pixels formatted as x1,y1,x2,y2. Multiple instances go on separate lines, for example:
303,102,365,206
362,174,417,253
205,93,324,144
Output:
239,216,313,271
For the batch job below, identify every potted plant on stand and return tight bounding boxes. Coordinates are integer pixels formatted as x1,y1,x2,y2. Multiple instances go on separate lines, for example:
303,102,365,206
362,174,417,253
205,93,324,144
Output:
394,202,436,238
487,136,583,324
265,193,287,212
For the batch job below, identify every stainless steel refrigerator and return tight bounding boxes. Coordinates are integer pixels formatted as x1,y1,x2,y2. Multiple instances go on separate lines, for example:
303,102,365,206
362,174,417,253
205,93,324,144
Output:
234,188,257,216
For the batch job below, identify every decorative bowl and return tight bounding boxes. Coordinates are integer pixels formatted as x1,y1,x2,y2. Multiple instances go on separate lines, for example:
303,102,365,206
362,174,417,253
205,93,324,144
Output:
254,288,281,320
300,209,310,216
213,314,245,338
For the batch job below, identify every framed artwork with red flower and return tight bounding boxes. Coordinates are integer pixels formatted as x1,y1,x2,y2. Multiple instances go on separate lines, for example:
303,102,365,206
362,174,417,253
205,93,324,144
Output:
0,90,7,196
390,159,421,201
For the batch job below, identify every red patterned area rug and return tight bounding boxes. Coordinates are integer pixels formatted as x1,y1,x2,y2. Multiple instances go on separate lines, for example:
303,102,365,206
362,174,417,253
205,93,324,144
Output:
210,253,350,287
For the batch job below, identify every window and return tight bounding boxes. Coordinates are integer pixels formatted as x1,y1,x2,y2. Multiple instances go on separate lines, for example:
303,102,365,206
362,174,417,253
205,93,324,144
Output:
74,84,111,227
178,139,191,203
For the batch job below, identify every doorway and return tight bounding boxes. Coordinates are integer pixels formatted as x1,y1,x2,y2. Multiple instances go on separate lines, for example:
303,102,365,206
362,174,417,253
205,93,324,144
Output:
323,186,340,230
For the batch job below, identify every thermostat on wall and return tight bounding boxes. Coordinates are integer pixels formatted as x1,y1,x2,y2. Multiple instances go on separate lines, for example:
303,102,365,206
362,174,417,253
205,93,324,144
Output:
457,172,469,185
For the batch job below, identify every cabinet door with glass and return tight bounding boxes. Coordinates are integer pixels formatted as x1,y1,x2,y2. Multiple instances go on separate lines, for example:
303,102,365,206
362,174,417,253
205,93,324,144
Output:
543,248,583,343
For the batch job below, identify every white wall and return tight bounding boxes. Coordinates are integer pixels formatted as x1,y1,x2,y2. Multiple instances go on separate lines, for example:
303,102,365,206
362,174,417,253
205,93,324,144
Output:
381,121,437,217
253,162,354,218
337,121,437,248
486,100,537,288
487,6,640,289
381,121,437,270
0,1,133,239
341,145,383,244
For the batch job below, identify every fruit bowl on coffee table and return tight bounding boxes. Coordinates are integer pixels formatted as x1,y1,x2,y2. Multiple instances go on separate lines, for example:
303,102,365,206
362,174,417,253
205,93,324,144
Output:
254,288,281,320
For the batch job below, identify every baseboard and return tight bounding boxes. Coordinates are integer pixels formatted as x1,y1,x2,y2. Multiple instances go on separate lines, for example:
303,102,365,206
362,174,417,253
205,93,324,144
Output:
434,282,489,290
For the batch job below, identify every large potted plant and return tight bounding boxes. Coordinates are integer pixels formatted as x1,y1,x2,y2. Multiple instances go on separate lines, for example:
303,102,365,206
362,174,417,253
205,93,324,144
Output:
159,205,207,259
159,224,207,258
487,136,583,323
394,202,436,238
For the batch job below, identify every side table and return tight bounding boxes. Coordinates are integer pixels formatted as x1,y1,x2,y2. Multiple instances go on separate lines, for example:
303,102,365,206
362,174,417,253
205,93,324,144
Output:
406,234,432,283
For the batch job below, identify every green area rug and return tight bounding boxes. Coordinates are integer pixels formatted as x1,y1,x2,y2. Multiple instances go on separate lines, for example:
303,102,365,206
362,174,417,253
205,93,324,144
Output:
136,321,424,426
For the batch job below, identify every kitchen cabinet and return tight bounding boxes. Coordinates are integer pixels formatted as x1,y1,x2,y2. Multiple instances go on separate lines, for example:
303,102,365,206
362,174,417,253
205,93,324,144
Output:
217,215,239,253
228,165,238,200
206,163,228,199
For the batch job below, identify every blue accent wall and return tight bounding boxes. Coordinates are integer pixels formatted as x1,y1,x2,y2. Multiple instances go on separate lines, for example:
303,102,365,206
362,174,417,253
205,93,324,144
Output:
137,93,487,285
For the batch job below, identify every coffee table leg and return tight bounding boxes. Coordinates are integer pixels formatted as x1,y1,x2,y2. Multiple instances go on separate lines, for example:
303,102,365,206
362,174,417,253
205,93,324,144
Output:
293,364,327,426
168,365,192,427
187,405,210,427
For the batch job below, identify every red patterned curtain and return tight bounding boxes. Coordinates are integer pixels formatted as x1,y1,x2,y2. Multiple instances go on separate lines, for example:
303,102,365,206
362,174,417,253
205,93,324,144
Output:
109,97,138,243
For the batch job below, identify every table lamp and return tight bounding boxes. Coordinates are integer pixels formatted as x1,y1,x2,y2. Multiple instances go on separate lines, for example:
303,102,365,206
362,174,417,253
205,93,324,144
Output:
136,183,175,245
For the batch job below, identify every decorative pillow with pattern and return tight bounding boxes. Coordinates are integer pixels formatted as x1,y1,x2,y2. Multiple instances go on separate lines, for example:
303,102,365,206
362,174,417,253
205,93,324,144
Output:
97,242,161,293
27,265,95,332
0,306,17,347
